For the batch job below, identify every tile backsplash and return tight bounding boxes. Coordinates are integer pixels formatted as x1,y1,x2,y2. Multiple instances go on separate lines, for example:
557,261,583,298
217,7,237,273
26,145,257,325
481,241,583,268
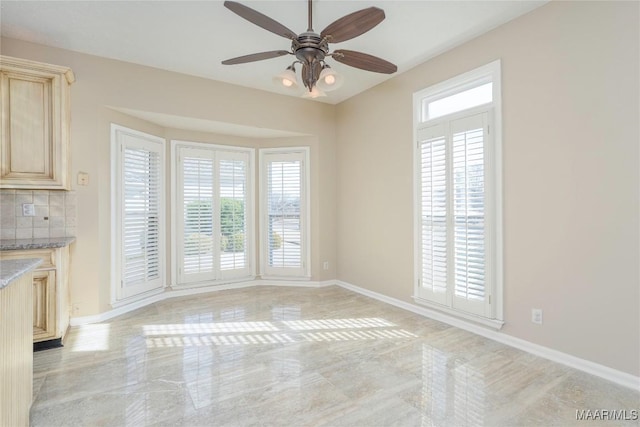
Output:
0,190,77,239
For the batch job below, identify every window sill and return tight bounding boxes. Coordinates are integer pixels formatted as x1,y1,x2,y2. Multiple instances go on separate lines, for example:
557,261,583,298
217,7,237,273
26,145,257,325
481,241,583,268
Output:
412,295,504,330
260,275,311,282
171,276,256,290
111,287,165,309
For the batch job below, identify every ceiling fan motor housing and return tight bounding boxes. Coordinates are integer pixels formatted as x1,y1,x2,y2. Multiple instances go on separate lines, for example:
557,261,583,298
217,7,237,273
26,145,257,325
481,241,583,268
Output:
293,32,329,89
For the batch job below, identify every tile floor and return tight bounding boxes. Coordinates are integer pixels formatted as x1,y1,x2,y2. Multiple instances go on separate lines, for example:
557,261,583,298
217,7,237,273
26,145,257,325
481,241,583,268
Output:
31,285,639,426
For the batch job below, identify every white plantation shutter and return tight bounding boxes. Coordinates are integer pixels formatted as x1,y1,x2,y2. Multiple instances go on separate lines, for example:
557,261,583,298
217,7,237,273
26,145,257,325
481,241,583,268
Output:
123,147,161,287
418,124,448,305
451,114,487,315
416,113,491,317
268,160,302,268
219,152,250,278
176,145,252,286
114,126,165,302
261,149,309,278
180,149,215,283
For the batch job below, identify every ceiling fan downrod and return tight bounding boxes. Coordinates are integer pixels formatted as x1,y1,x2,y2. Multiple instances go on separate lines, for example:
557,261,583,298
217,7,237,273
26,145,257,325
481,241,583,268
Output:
291,0,328,91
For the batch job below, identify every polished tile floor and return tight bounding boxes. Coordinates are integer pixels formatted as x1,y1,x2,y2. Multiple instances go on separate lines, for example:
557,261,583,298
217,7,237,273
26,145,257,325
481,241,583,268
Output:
31,285,639,426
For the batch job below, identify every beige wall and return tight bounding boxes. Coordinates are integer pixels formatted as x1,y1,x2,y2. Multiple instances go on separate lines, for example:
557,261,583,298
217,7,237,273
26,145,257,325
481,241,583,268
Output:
1,37,338,316
335,1,639,376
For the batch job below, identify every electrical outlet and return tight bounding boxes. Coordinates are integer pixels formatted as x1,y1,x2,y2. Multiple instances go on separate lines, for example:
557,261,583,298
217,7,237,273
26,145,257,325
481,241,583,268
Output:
72,303,80,314
22,203,35,217
532,308,543,325
323,261,329,270
77,172,89,186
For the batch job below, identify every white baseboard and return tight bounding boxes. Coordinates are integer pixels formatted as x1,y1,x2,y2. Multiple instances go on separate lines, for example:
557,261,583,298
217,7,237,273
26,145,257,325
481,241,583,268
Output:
70,291,168,326
334,280,640,392
170,280,256,295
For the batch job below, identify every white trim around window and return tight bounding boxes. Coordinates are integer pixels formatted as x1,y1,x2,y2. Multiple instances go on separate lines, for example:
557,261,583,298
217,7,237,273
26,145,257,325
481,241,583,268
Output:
111,124,166,305
412,60,503,327
170,140,255,289
259,147,311,280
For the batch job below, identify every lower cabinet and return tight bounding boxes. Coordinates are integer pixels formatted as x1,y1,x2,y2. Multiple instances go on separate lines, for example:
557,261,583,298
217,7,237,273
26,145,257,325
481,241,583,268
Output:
32,269,56,341
0,246,70,343
0,270,33,426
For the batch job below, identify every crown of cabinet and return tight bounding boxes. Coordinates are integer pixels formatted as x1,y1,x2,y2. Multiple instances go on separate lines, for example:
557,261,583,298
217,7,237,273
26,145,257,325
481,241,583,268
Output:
0,55,75,190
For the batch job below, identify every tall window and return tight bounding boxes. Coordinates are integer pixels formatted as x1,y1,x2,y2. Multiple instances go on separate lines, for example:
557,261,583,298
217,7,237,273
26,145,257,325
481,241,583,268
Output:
174,142,253,286
260,148,310,279
112,125,165,302
413,61,502,324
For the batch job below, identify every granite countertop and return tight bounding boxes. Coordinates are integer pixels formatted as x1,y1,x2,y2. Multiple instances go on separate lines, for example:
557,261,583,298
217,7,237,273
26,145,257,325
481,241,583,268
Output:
0,258,43,289
0,237,76,251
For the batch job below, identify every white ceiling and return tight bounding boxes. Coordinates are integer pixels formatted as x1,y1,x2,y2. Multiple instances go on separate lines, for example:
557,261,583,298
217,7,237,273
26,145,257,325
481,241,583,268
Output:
1,1,546,105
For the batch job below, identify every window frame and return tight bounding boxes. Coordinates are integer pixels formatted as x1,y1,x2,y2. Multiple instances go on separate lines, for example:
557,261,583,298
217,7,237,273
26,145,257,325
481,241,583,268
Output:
412,60,504,327
111,124,166,305
259,147,311,280
170,139,255,288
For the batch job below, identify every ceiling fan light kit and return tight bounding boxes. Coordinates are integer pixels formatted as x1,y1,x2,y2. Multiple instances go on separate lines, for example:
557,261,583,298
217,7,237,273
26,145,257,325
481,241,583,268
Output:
317,65,343,91
222,0,397,98
273,65,299,90
302,87,327,99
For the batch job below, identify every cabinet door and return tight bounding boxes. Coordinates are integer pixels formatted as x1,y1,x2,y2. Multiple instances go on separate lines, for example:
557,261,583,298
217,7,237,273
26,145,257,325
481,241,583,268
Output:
0,66,69,189
1,71,56,186
32,270,56,342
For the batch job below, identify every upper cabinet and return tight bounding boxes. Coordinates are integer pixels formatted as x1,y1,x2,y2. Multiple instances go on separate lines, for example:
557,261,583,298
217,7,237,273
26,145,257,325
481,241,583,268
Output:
0,56,74,190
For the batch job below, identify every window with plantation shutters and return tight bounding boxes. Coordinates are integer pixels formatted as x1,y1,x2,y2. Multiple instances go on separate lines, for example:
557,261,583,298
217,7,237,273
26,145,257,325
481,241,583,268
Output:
419,126,448,306
112,125,165,302
260,148,310,279
452,115,486,312
181,149,215,282
414,61,503,324
218,152,248,276
174,143,253,286
418,114,491,317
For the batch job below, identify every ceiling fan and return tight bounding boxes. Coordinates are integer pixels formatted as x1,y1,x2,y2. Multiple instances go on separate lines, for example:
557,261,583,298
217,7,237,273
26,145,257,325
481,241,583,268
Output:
221,0,397,97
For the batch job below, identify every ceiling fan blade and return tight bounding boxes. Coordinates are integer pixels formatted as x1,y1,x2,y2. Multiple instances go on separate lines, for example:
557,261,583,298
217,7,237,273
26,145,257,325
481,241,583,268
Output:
224,1,297,40
321,7,385,43
332,49,397,74
222,50,290,65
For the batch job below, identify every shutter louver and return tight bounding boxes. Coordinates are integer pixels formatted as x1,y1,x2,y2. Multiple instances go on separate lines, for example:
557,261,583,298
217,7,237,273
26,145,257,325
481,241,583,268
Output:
182,156,214,276
420,130,448,297
267,160,302,269
122,147,161,288
219,158,247,271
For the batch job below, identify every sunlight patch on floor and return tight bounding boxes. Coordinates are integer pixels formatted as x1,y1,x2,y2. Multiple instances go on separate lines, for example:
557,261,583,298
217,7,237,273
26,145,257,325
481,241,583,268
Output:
143,317,414,348
70,323,111,352
142,321,278,335
282,317,396,330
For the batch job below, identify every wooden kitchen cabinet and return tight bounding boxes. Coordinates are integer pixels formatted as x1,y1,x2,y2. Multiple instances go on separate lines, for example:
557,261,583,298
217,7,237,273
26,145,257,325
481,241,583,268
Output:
32,269,57,341
0,263,36,427
0,55,75,189
0,246,70,344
